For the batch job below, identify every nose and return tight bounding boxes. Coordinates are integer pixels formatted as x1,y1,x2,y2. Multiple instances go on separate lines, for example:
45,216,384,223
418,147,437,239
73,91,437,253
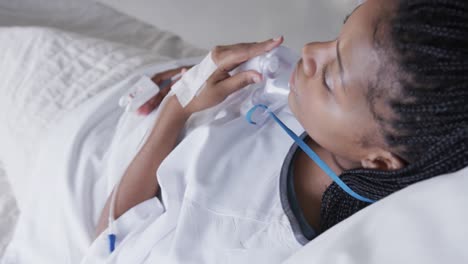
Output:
301,41,334,78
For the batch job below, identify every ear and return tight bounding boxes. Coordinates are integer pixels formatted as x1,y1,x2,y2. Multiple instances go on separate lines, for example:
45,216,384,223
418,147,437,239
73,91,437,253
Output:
360,150,406,171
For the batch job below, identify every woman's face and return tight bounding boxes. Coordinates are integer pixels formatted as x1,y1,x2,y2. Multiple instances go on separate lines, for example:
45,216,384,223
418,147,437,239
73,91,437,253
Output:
289,0,402,169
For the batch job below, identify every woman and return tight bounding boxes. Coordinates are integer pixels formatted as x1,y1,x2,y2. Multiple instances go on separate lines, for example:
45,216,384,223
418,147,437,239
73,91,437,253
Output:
4,0,468,263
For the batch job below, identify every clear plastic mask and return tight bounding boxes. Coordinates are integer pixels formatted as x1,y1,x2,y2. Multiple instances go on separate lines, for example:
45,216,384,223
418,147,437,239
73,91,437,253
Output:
233,46,300,125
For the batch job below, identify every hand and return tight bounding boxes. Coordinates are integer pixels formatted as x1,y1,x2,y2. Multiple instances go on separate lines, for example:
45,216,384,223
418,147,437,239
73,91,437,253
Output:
183,36,284,115
136,65,193,115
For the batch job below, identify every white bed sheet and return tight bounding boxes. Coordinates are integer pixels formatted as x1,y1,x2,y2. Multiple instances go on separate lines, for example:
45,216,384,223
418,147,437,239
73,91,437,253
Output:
0,0,205,258
0,0,205,58
0,165,18,259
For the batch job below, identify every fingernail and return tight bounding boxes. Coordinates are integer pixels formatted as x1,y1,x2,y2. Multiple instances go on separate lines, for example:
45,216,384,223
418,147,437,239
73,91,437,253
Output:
273,35,282,42
253,76,262,83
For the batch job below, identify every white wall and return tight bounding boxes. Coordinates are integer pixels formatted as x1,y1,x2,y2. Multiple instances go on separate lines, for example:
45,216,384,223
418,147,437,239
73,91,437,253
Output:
97,0,358,51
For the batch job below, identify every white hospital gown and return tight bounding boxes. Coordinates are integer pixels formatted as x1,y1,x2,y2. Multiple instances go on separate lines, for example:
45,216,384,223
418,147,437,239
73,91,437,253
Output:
3,60,306,263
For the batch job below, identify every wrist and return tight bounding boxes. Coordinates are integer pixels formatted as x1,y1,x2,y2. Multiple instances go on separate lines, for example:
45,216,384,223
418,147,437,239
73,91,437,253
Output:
166,95,192,120
148,95,190,139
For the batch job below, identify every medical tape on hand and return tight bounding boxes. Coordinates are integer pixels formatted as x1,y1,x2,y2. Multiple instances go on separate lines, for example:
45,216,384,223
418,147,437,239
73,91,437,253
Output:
171,52,218,107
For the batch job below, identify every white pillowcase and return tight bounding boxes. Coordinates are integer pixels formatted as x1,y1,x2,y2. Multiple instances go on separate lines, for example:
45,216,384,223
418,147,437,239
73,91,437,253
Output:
283,166,468,264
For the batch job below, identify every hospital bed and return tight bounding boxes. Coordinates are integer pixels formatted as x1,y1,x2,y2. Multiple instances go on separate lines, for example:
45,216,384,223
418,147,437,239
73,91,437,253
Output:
0,0,467,263
0,0,205,257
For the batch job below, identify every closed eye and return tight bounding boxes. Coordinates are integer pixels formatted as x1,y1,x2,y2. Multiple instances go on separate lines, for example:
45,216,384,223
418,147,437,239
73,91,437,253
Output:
322,64,332,93
343,14,351,24
344,4,363,24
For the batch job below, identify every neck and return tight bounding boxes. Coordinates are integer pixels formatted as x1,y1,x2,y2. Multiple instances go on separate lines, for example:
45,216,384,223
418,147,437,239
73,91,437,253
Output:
292,137,361,232
330,154,361,172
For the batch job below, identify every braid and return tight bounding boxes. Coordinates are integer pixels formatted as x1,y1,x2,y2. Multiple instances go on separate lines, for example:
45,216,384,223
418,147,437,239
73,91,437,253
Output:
320,0,468,232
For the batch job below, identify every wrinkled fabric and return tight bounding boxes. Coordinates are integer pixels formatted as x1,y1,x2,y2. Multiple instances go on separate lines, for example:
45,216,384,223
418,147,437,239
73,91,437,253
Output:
82,82,306,263
283,166,468,264
2,50,307,262
1,52,203,263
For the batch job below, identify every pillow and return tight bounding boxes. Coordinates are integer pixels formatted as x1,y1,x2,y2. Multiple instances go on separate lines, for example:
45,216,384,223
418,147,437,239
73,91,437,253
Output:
283,166,468,264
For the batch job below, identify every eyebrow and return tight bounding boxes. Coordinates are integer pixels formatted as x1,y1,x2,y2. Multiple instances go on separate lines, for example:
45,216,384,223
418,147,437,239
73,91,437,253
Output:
336,4,363,93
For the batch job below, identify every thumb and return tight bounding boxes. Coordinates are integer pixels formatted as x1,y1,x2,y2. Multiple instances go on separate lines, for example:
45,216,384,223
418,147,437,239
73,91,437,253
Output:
136,93,163,115
218,70,262,95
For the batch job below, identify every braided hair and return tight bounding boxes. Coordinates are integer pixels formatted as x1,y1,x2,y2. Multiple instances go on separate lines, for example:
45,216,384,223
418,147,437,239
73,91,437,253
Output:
320,0,468,231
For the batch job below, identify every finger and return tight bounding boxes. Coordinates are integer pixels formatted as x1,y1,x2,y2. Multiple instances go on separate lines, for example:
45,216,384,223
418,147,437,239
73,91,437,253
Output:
207,68,231,84
241,36,283,60
137,97,161,115
138,67,189,115
170,68,187,82
151,69,177,84
219,36,283,71
137,98,158,115
141,67,187,114
137,104,152,115
218,70,262,95
137,93,163,115
141,67,189,114
151,66,191,84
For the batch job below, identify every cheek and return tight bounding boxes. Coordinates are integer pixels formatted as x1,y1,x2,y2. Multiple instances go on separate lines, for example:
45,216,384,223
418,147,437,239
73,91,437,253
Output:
303,112,357,158
289,82,352,153
290,79,332,122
